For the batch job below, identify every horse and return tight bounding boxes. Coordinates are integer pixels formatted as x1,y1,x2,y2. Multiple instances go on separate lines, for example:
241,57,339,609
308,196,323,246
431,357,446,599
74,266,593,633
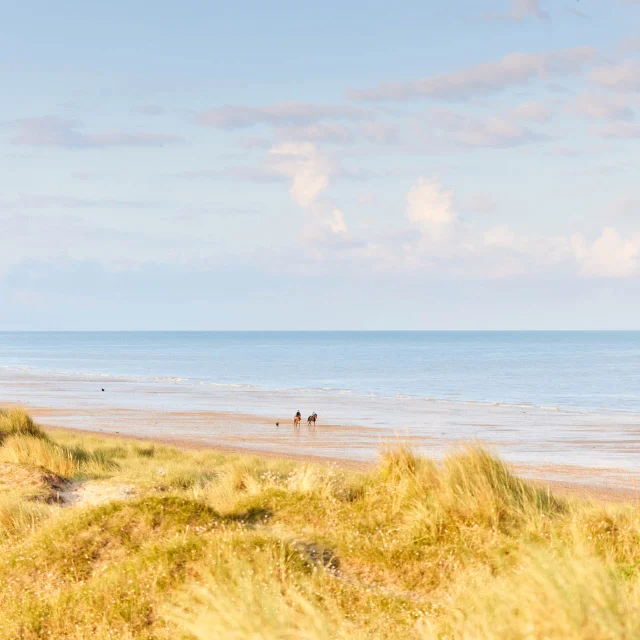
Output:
294,415,301,428
307,412,317,427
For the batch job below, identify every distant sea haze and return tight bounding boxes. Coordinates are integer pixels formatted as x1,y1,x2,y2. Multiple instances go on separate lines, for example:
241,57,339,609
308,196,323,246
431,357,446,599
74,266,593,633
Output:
1,331,640,413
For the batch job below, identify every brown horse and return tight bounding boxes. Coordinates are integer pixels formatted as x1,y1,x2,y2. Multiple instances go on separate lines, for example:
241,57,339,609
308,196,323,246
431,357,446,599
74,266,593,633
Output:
294,411,301,427
307,413,317,427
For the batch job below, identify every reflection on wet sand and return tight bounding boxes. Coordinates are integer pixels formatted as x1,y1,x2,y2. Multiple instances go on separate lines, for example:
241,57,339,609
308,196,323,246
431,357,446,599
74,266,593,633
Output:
2,368,640,492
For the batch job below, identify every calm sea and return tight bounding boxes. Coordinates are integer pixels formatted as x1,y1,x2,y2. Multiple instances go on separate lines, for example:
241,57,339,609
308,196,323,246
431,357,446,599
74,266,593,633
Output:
2,332,640,470
1,331,639,412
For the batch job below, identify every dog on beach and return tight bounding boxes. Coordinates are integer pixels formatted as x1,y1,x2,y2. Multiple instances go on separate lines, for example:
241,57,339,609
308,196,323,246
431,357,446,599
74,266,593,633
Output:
307,412,317,427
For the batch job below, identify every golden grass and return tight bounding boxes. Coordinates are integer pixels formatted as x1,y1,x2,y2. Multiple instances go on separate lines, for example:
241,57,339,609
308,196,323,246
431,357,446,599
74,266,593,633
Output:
422,550,640,639
0,494,53,542
2,409,640,638
0,407,48,442
0,409,116,478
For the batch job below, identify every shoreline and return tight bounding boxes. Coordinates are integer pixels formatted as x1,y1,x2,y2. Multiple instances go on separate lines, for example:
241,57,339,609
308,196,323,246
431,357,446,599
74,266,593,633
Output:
5,367,640,475
6,371,640,472
4,386,640,502
41,419,640,505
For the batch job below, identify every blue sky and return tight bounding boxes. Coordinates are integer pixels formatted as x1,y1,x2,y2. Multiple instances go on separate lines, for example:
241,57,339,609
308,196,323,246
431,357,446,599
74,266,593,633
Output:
2,0,640,329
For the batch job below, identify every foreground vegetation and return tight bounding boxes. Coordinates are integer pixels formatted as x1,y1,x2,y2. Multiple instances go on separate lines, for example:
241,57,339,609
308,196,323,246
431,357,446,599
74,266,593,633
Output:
2,407,640,638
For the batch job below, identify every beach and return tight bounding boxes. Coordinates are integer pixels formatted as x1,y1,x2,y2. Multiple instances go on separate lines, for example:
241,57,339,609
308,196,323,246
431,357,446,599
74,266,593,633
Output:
3,331,640,496
2,396,635,503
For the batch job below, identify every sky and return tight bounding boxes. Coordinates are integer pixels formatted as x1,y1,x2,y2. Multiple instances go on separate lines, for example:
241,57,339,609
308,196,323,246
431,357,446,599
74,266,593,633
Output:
2,0,640,330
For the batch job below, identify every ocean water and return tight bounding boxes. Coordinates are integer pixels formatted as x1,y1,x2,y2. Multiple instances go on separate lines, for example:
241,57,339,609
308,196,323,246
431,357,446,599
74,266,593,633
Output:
1,331,640,471
1,331,640,412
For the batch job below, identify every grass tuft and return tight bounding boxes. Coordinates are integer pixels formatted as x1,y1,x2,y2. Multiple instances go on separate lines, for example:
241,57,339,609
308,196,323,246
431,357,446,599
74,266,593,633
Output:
0,407,49,443
423,550,640,639
0,494,53,542
0,434,116,478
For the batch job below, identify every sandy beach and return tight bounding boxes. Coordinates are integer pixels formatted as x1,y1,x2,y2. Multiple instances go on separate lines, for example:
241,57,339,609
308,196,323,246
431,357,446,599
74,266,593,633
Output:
9,400,636,504
4,367,640,470
4,349,640,504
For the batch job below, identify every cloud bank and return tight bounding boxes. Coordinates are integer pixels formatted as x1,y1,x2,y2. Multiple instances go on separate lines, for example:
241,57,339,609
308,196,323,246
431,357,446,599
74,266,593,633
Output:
196,102,372,129
347,47,596,102
10,116,182,149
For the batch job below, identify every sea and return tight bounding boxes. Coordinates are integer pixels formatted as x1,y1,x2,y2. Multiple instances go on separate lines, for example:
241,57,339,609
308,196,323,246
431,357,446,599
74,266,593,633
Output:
1,331,640,472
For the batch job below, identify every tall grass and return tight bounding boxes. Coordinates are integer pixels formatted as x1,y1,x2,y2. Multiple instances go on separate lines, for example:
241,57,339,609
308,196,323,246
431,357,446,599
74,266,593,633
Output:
0,434,116,478
0,409,115,478
422,550,640,639
0,407,49,442
169,537,360,640
3,410,640,638
0,494,53,542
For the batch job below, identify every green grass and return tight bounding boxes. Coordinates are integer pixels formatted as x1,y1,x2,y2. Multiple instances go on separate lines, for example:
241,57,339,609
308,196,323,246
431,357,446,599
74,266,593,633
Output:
2,410,640,638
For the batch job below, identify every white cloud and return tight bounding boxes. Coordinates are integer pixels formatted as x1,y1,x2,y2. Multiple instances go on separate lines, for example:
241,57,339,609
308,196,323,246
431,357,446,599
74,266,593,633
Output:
10,116,181,149
571,228,640,277
269,142,332,208
406,177,457,240
614,197,640,218
590,61,640,92
490,0,549,21
196,102,371,128
273,123,354,145
573,92,636,120
326,208,347,234
483,225,519,249
511,0,548,20
399,178,640,280
510,102,553,122
357,192,375,205
360,122,400,144
597,122,640,138
621,36,640,53
467,193,497,214
268,142,353,249
428,108,546,147
347,47,596,102
272,121,401,147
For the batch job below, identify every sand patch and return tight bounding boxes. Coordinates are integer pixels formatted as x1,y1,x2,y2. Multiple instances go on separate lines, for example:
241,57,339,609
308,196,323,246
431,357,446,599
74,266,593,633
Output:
60,481,135,508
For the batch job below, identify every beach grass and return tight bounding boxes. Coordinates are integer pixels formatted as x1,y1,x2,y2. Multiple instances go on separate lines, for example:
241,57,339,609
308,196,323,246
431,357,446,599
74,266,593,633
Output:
2,411,640,638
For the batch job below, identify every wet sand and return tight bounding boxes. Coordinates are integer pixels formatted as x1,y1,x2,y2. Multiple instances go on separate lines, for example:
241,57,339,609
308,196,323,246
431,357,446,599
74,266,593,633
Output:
5,370,640,475
14,402,640,504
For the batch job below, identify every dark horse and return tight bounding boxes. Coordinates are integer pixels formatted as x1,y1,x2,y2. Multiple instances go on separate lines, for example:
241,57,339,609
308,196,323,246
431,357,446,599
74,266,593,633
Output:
307,412,317,426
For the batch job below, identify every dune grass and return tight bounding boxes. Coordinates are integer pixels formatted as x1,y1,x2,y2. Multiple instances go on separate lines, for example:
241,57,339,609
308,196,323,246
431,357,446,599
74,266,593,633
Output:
0,408,115,478
0,407,49,441
2,410,640,638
